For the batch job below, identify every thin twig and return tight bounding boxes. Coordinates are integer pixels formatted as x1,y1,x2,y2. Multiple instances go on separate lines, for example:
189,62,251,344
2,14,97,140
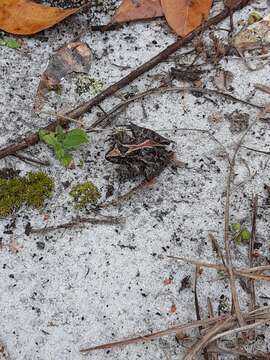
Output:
13,153,50,166
242,145,270,155
39,110,84,126
28,216,125,234
86,86,261,131
100,181,148,209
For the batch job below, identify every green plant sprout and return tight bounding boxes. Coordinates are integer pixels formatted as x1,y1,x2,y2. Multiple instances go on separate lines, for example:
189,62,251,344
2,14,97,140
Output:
39,125,89,168
231,223,251,244
69,181,100,209
0,37,21,49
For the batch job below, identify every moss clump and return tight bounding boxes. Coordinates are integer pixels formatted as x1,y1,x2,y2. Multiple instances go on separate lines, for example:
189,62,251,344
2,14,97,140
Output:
70,181,100,209
0,171,54,217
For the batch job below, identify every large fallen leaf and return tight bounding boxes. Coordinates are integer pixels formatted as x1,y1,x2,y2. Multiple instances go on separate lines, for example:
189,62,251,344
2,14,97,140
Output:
113,0,163,23
34,40,92,111
233,13,270,49
160,0,213,37
0,0,79,35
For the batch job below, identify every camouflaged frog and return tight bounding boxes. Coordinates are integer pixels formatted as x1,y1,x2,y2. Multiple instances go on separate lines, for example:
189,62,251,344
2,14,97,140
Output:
105,123,177,181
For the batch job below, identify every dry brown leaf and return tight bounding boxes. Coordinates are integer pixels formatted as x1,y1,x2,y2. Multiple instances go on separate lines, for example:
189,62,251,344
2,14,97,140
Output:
113,0,163,23
233,14,270,50
160,0,213,37
0,0,79,35
34,40,92,111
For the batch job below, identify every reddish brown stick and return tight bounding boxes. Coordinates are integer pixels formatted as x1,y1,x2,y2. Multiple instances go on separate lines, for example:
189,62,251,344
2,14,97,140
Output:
0,0,250,160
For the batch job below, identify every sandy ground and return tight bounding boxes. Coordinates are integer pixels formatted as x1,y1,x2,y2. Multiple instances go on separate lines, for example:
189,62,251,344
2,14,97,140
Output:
0,0,270,359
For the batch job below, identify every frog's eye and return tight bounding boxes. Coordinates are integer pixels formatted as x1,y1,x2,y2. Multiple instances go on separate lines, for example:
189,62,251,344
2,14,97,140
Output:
167,142,176,152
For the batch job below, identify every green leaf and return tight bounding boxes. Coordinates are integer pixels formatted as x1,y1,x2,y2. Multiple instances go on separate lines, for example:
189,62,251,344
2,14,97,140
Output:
235,234,242,244
55,125,66,142
60,154,73,168
62,129,89,149
54,143,66,160
232,223,241,233
0,38,21,49
39,127,88,168
39,130,58,147
241,228,251,241
54,144,72,167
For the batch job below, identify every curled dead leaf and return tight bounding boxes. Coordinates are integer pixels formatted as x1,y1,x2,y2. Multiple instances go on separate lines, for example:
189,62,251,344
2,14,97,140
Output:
0,0,79,35
161,0,213,37
34,40,92,111
113,0,163,23
233,13,270,50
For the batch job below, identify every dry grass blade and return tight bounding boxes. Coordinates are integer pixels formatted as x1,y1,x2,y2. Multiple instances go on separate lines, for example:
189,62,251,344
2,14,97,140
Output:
183,317,234,360
167,255,270,281
244,265,270,273
194,266,201,322
235,272,270,282
167,255,224,270
207,298,218,360
207,344,269,359
80,315,227,353
254,83,270,95
185,315,270,359
80,307,270,353
210,318,270,342
224,164,244,326
248,194,258,339
222,109,267,327
194,267,209,360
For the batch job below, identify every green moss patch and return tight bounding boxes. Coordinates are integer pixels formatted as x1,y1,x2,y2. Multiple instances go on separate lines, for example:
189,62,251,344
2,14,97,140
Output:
70,181,100,209
0,171,54,217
